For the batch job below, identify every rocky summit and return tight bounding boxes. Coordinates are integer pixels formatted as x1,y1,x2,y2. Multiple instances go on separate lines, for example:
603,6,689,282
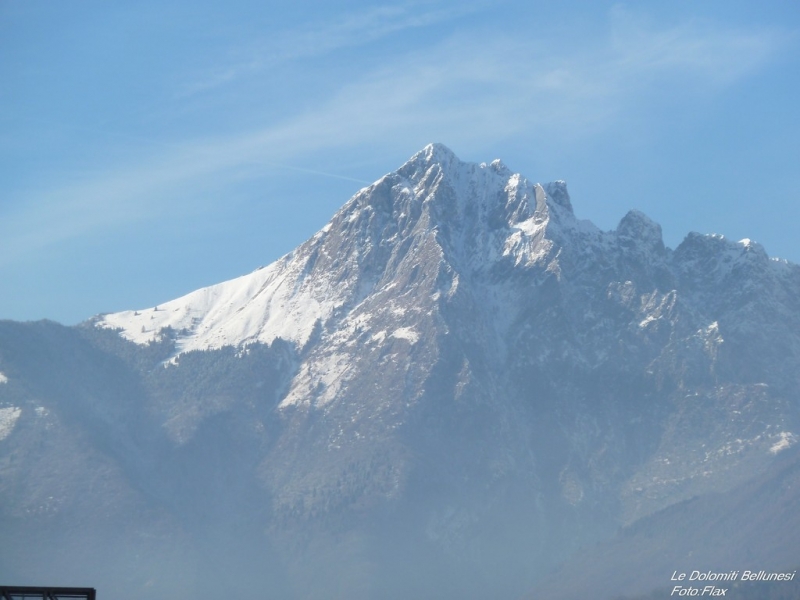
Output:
1,144,799,600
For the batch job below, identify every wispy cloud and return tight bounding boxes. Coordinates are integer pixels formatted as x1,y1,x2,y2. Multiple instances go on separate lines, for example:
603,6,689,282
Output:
1,8,789,264
216,10,786,149
606,6,783,85
182,0,487,97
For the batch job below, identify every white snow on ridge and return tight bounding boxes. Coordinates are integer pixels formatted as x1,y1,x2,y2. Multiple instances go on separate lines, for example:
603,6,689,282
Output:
0,406,21,440
99,243,345,355
0,372,8,384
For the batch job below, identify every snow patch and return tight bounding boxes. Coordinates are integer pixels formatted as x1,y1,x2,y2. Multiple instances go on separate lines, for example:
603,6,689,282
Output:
279,351,352,408
0,406,22,440
0,372,7,384
391,327,419,344
639,315,657,328
770,431,797,454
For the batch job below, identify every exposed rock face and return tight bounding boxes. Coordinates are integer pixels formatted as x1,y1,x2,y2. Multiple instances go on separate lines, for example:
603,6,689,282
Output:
1,144,798,600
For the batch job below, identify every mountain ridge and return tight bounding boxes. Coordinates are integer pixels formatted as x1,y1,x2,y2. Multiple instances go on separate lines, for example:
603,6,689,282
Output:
2,143,799,599
95,143,593,356
97,143,792,366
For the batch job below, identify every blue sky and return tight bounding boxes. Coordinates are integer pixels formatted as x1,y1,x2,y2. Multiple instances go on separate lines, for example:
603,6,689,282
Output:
2,1,799,324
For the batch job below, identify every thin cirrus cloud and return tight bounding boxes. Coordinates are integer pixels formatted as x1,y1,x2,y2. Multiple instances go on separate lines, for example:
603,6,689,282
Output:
1,9,786,265
180,0,489,98
605,7,784,85
184,12,786,161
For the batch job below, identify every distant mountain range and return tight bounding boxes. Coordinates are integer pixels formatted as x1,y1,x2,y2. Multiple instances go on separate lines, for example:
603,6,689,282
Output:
2,144,799,600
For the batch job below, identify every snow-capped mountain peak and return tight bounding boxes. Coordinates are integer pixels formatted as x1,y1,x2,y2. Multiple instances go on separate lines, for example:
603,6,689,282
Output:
96,144,577,355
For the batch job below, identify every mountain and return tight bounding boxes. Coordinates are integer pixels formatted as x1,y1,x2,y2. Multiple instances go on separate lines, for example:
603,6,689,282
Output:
1,144,799,600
